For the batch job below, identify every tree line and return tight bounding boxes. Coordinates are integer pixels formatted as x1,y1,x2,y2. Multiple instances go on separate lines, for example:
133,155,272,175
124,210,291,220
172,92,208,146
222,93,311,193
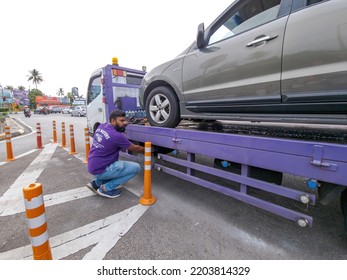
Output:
3,69,81,109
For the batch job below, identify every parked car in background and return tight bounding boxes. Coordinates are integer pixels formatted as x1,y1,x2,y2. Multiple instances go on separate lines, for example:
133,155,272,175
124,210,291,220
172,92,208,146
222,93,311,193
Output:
34,106,48,114
34,106,44,114
61,106,73,114
50,106,61,113
71,106,86,117
140,0,347,127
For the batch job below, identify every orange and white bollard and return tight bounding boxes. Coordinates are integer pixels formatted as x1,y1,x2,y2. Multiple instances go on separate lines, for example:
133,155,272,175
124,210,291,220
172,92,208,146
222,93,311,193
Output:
36,123,44,149
23,183,53,260
52,120,58,143
69,124,77,155
61,122,67,147
139,142,156,205
5,126,14,162
84,127,90,163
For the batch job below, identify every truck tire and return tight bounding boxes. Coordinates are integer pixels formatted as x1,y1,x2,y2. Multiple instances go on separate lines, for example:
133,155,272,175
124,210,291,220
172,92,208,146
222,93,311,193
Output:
145,86,180,128
93,123,100,135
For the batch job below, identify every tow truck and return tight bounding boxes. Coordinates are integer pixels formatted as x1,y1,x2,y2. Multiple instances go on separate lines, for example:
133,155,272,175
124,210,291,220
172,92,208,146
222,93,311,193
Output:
86,59,347,232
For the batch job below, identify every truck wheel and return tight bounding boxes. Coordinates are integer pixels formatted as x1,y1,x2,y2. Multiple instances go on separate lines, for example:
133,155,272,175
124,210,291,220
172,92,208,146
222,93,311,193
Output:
317,182,346,205
145,86,180,128
93,123,100,136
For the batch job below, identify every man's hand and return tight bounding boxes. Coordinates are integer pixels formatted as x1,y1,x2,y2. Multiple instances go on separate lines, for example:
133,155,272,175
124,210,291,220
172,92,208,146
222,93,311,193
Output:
128,143,145,153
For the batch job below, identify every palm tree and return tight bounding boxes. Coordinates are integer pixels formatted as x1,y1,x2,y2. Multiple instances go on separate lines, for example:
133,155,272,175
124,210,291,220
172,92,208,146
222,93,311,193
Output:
18,86,26,91
57,88,64,97
27,69,43,89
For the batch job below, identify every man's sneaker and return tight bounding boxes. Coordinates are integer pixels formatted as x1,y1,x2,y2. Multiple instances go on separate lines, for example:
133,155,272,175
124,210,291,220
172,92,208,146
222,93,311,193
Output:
97,187,122,199
86,181,99,194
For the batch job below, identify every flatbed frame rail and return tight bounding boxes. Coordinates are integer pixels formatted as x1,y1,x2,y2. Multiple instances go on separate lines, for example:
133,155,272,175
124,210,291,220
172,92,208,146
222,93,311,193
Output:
123,124,347,227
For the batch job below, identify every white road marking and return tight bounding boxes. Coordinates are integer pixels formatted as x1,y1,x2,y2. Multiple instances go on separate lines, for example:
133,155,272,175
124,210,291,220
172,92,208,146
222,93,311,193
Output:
0,142,142,213
44,187,95,207
1,187,95,216
0,204,149,260
10,130,36,141
0,143,58,216
0,149,38,166
124,184,142,197
0,139,148,260
62,146,87,163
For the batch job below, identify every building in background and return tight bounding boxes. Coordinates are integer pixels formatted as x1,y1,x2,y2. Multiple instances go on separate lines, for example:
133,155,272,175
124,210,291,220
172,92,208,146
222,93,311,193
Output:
72,98,86,106
36,96,70,106
12,89,30,106
0,87,15,108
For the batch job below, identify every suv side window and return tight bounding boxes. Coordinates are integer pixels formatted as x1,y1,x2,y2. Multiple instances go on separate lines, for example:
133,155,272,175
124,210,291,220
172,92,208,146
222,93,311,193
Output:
209,0,281,45
307,0,325,5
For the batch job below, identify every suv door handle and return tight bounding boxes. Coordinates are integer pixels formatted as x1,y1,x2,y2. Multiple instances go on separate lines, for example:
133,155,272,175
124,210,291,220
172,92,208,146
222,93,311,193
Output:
246,35,278,47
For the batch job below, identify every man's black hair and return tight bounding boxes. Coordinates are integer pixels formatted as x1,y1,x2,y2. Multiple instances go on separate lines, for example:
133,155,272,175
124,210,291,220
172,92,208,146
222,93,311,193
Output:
109,110,126,122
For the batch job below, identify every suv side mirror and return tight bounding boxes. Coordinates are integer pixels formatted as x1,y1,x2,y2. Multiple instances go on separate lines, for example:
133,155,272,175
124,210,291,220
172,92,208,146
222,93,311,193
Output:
196,23,206,49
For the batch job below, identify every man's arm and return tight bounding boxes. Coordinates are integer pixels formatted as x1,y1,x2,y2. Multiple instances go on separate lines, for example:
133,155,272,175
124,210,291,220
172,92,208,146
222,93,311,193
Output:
128,143,145,153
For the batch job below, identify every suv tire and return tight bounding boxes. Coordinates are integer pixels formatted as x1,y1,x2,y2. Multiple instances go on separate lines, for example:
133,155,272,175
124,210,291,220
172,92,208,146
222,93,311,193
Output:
145,86,180,128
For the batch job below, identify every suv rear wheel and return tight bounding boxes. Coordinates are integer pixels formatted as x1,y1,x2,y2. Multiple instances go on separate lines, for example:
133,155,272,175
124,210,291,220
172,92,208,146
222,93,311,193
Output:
145,86,180,127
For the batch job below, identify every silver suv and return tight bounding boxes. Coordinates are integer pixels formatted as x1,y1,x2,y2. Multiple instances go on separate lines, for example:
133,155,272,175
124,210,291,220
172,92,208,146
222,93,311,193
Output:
140,0,347,127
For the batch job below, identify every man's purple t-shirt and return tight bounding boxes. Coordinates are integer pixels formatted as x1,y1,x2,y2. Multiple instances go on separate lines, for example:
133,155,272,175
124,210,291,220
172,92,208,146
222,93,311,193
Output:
88,123,131,175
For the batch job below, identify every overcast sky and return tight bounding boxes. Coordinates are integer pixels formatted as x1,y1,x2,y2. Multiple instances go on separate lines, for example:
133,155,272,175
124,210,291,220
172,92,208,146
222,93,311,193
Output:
0,0,233,97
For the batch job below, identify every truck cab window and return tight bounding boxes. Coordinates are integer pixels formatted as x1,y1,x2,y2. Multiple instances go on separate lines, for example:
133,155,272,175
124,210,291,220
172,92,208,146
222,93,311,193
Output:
87,76,101,104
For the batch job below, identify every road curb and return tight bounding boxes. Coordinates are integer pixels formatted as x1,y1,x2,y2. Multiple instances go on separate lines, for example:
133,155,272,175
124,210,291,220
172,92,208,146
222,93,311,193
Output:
13,116,33,133
0,116,26,141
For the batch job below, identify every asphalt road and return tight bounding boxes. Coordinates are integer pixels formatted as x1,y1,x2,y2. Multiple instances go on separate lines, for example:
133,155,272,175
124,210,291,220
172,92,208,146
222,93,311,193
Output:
0,112,88,162
0,113,346,260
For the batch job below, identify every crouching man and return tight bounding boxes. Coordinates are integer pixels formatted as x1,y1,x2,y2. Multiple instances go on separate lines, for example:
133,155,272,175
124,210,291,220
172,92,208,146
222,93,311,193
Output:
87,110,144,198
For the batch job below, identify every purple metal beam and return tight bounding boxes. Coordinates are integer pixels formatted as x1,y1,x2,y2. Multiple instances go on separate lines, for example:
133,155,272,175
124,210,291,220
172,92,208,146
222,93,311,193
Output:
158,153,316,205
155,164,313,227
126,125,347,186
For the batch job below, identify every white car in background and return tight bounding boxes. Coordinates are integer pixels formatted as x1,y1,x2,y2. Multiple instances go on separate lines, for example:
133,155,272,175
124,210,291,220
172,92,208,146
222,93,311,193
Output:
61,106,73,114
71,106,86,117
